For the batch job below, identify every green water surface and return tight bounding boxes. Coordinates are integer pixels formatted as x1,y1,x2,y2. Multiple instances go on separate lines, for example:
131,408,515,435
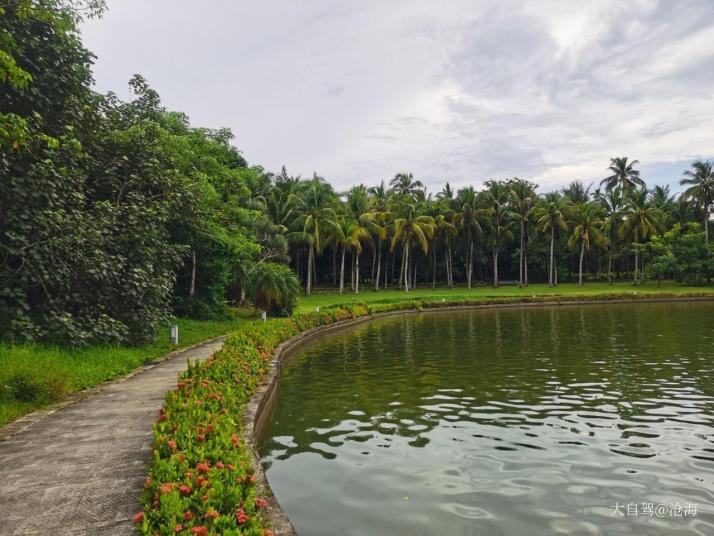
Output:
260,302,714,535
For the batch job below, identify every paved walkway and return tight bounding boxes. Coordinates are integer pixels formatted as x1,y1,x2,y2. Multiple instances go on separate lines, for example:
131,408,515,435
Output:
0,337,225,536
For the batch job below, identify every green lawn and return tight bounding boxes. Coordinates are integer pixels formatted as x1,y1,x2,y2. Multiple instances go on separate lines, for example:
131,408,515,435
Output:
297,281,714,311
0,315,250,427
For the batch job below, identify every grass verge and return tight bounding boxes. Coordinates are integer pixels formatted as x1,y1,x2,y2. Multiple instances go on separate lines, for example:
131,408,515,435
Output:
296,281,714,311
138,290,714,535
0,315,250,428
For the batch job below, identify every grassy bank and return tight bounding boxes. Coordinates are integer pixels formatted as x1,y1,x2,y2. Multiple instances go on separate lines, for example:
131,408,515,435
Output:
140,290,714,534
0,316,250,427
297,281,714,311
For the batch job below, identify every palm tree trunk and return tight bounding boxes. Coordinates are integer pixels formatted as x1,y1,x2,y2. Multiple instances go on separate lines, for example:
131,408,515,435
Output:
519,220,524,286
375,241,382,291
306,244,314,295
355,252,360,293
578,240,585,286
492,249,498,288
549,228,555,287
607,246,613,285
432,248,436,289
398,247,405,288
339,247,346,294
524,247,528,286
466,237,474,288
448,243,453,288
385,250,390,289
371,245,376,281
332,247,337,286
403,245,410,292
705,207,709,246
633,249,639,285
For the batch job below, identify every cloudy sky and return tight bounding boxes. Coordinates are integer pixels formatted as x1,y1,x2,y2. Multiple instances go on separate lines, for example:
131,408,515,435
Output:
81,0,714,193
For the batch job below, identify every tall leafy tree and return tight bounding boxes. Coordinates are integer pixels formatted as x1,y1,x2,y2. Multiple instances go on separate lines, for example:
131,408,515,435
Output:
567,202,606,286
390,206,433,292
455,187,482,288
289,177,337,295
481,180,514,288
680,161,714,245
508,178,537,286
620,188,665,284
530,193,568,286
602,157,645,195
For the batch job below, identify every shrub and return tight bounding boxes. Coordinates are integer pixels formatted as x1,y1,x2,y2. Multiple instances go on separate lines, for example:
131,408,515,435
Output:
245,263,299,316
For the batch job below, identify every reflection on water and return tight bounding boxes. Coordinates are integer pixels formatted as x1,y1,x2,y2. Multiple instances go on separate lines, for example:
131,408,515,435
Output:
260,302,714,535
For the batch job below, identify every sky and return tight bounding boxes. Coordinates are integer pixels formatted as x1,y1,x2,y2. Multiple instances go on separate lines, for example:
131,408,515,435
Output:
81,0,714,194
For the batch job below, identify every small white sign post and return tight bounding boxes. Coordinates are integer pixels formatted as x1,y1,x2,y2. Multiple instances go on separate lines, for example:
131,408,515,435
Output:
170,324,179,345
261,310,267,322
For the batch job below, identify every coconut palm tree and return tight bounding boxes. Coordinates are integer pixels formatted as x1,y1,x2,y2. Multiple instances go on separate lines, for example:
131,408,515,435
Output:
331,217,371,294
530,192,568,286
593,187,622,285
390,206,434,292
508,178,537,286
680,160,714,245
567,201,606,286
620,187,664,284
390,172,424,198
602,157,645,195
289,177,338,295
455,186,482,288
361,209,391,291
481,180,514,288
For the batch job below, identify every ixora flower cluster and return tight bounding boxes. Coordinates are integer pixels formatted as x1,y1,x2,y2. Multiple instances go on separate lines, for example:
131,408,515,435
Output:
135,292,710,534
136,307,360,535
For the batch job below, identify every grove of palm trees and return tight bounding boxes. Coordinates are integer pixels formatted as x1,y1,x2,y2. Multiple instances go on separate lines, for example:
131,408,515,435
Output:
259,158,713,296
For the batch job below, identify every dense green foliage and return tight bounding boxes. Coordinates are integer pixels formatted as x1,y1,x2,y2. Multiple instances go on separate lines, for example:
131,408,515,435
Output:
0,1,289,345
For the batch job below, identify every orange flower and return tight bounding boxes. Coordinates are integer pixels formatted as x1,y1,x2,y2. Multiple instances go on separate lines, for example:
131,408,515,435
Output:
190,527,207,535
174,524,183,533
204,509,219,520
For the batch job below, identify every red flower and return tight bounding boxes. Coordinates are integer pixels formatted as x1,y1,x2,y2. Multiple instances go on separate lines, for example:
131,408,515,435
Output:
196,462,210,473
132,511,145,524
174,524,183,533
226,464,234,471
196,434,205,442
231,435,240,447
183,511,194,521
196,476,207,486
190,527,207,535
168,439,177,450
157,414,167,422
215,461,224,469
254,498,267,509
236,508,250,524
159,483,177,494
179,484,191,495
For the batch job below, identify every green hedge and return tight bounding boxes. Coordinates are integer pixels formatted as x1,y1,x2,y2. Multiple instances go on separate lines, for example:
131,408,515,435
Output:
137,292,713,534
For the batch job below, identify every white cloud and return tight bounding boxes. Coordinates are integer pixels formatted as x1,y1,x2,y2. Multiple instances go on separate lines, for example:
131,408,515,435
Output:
82,0,714,192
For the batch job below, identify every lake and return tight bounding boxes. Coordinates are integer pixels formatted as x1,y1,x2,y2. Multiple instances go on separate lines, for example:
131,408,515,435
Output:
260,302,714,535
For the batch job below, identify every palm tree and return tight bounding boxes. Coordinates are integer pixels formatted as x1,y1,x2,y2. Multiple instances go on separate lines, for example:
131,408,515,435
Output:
567,201,606,286
481,180,514,288
289,178,338,295
508,178,537,286
602,157,644,195
680,160,714,245
390,172,424,198
620,187,664,284
455,187,482,288
593,187,622,285
390,206,434,292
361,209,391,291
331,217,371,294
530,192,568,286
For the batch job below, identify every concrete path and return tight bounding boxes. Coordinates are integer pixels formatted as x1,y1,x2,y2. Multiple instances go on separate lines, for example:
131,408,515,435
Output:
0,337,225,536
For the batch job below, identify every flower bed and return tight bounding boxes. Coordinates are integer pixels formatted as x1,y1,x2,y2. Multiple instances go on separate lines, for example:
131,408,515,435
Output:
137,292,714,534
